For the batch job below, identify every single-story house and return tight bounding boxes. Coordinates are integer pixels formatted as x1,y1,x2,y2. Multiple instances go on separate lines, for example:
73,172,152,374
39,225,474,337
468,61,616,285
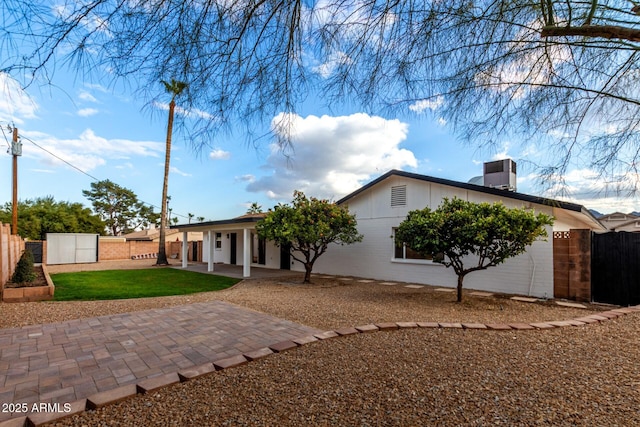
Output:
173,161,605,298
598,212,640,232
171,213,288,278
122,227,203,242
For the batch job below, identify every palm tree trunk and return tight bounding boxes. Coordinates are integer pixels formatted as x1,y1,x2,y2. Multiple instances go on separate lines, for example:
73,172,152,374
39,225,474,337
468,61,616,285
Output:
156,99,175,265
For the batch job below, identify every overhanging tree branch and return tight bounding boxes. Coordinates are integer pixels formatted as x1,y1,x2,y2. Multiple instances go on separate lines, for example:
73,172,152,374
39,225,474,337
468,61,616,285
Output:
541,25,640,42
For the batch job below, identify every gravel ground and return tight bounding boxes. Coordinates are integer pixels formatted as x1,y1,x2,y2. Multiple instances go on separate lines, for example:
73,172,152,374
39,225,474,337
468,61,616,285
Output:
52,317,640,427
3,261,637,426
2,260,598,330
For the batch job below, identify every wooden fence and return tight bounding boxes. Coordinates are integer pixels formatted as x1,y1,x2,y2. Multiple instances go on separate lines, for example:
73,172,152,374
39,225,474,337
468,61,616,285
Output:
0,222,25,287
592,231,640,306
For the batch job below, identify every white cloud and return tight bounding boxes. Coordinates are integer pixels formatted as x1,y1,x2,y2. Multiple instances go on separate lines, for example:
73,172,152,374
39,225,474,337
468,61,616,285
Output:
538,168,640,214
21,128,164,172
115,162,134,170
236,174,256,183
473,21,572,100
312,51,352,78
0,73,38,123
152,101,215,120
77,108,99,117
78,91,98,103
246,112,417,200
409,96,444,113
84,83,108,93
209,148,231,160
170,166,192,177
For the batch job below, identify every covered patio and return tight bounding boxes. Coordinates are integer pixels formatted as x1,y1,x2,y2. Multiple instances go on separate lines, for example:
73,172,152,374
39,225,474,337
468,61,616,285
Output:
176,262,300,280
172,214,293,278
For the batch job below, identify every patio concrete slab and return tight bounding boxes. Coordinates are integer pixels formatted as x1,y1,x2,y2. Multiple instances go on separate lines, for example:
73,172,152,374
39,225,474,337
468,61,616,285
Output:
555,301,587,309
511,296,539,303
176,263,300,280
470,291,494,297
0,300,320,422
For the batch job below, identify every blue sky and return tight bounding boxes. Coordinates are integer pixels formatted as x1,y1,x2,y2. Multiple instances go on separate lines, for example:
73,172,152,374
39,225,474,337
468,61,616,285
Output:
1,67,638,224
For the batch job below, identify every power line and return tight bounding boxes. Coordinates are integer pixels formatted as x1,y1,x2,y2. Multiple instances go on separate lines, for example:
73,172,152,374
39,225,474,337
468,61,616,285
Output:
21,135,102,182
1,124,13,150
12,133,190,220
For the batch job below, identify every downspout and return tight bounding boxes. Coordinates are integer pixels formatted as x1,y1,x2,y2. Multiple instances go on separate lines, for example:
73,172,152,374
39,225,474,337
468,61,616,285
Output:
528,251,536,297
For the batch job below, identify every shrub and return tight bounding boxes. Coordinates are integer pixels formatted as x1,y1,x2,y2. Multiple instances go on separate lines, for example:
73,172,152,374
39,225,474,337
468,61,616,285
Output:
12,249,36,284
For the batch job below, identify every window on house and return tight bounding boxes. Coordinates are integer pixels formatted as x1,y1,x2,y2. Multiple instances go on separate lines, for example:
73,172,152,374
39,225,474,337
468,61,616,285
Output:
392,228,431,260
391,185,407,207
215,232,222,249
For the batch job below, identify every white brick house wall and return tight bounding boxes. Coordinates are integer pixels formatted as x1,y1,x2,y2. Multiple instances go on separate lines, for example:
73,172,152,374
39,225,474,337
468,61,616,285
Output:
311,173,596,298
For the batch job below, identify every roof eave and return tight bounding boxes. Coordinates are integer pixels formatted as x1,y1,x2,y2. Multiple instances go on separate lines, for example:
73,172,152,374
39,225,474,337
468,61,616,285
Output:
337,169,588,214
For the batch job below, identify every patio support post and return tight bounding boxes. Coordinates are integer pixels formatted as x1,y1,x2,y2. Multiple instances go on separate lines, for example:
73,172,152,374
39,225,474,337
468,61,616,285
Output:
182,231,188,268
243,228,251,278
208,230,214,272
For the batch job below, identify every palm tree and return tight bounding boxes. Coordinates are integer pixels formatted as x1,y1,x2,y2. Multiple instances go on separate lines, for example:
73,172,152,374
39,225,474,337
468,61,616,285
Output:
156,79,187,265
247,202,263,214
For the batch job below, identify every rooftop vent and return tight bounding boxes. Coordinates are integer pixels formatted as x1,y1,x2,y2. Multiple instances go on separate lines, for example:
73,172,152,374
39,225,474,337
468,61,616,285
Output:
483,159,516,191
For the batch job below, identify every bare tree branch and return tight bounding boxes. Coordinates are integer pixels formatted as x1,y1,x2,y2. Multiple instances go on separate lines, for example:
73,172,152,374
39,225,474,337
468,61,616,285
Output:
541,24,640,41
3,0,640,190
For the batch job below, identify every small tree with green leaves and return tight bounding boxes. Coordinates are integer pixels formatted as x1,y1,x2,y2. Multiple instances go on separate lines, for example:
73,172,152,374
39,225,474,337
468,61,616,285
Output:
395,198,553,302
256,191,362,283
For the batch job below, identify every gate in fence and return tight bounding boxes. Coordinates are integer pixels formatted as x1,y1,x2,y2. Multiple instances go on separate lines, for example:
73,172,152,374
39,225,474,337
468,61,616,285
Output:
25,241,44,263
591,231,640,306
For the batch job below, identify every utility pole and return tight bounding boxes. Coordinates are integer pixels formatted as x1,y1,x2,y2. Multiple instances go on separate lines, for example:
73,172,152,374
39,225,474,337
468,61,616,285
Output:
11,127,21,235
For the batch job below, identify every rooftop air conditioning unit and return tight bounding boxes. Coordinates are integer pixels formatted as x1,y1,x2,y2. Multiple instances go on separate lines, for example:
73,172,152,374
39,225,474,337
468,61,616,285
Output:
483,159,517,191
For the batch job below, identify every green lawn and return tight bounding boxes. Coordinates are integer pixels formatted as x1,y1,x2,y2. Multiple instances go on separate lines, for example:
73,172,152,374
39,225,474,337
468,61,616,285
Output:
50,268,240,301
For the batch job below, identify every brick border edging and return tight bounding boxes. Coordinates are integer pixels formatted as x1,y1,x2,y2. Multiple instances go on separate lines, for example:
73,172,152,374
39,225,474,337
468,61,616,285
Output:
2,265,55,303
2,306,639,427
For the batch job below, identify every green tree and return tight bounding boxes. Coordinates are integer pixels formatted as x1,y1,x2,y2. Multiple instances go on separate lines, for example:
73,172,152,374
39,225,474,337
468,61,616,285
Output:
0,197,105,240
83,180,158,236
157,79,187,266
4,1,640,184
256,191,362,283
395,198,553,303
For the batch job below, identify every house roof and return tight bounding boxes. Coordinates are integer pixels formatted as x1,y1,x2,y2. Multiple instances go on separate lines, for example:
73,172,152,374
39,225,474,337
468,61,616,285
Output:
598,211,640,221
174,170,604,231
610,218,640,231
123,227,190,241
123,228,169,241
336,169,603,227
172,213,265,230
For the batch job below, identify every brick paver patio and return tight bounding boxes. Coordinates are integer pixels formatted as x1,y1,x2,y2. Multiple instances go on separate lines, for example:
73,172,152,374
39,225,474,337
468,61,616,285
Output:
0,301,321,422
